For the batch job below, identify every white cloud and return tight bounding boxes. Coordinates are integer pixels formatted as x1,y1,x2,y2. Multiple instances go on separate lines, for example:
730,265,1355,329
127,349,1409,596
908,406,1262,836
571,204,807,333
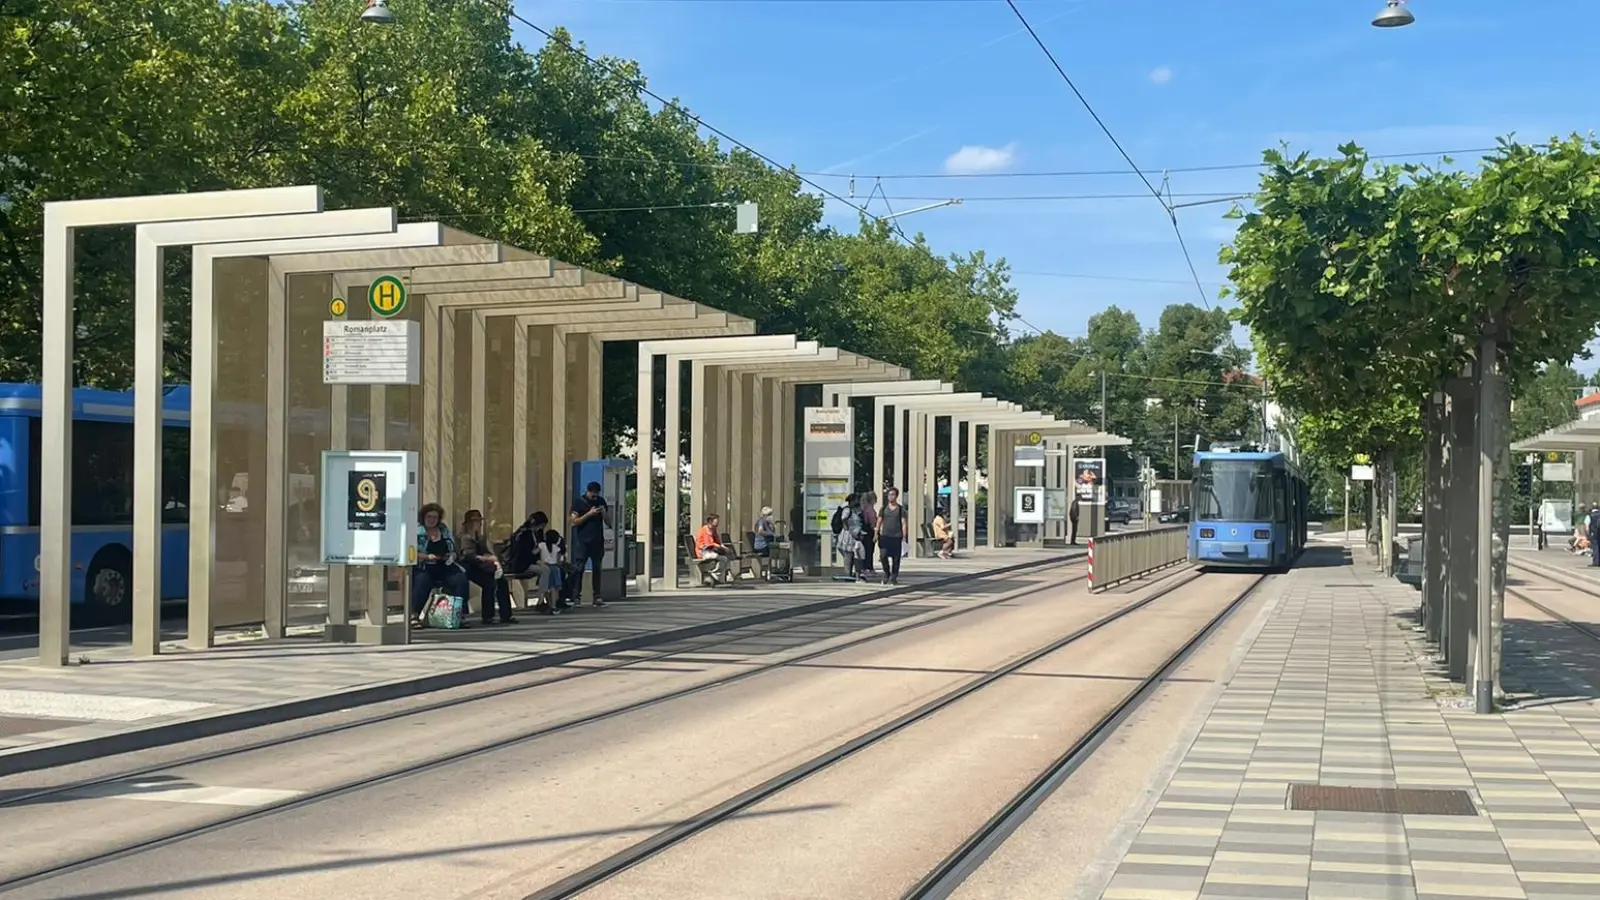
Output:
1149,66,1174,85
943,143,1018,175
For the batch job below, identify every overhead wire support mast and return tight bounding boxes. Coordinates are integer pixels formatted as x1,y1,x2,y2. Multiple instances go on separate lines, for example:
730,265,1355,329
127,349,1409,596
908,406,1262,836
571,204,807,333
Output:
1003,0,1214,309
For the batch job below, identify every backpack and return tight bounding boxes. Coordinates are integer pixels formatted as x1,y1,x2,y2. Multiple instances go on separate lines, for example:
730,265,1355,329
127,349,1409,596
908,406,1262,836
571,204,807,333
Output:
831,506,846,536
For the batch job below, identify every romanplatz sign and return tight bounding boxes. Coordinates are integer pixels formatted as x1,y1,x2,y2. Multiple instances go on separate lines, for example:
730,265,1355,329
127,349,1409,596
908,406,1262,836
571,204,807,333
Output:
322,319,421,385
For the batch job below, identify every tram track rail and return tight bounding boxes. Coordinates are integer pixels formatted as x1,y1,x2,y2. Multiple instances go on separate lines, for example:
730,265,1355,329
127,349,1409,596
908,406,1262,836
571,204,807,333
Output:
0,557,1205,894
519,568,1252,900
0,554,1095,806
0,555,1079,779
1505,557,1600,644
902,573,1268,899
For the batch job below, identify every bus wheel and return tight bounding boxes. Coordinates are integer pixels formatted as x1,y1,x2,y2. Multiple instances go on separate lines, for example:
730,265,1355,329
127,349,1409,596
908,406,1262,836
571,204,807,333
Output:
84,548,133,625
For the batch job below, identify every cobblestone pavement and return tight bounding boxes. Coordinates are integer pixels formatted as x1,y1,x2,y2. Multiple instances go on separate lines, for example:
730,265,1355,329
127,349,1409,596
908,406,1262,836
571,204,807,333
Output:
1092,546,1600,900
0,548,1074,761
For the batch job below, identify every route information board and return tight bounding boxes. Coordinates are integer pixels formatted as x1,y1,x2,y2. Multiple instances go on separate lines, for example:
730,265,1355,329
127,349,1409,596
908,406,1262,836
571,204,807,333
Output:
322,320,421,385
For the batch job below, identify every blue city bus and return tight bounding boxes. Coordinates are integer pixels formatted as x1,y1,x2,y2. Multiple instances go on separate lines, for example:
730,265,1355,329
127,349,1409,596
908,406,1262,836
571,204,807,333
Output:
1188,449,1307,570
0,383,191,621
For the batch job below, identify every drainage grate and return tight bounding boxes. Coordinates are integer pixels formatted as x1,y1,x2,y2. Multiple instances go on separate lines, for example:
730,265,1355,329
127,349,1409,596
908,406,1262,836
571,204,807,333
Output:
1287,784,1477,816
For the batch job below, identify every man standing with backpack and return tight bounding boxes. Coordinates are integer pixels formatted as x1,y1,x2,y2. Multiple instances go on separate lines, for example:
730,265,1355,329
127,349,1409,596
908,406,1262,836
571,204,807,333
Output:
832,494,865,581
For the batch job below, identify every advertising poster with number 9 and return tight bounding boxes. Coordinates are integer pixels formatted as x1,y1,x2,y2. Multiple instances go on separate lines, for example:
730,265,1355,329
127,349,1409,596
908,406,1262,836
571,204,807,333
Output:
347,471,388,531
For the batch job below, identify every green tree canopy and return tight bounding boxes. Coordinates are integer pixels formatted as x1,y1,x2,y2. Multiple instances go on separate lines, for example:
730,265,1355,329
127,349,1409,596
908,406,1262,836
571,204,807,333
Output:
1222,136,1600,463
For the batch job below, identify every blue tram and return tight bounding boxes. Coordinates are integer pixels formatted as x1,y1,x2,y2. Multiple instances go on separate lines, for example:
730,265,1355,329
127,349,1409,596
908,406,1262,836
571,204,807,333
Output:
1187,449,1307,570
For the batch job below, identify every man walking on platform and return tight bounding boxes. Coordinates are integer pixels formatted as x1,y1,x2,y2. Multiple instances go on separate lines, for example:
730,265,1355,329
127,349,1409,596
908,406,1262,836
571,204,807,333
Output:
569,481,610,607
1589,503,1600,567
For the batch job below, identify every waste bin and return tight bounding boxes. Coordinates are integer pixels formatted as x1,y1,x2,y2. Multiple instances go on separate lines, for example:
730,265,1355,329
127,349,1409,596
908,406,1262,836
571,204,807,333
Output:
1397,535,1423,590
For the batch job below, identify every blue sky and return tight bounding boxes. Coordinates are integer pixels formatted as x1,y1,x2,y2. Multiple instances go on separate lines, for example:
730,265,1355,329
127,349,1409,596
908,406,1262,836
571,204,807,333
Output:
516,0,1600,372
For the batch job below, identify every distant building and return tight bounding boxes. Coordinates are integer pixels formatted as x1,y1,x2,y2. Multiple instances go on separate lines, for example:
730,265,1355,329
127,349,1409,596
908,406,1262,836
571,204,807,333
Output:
1579,387,1600,421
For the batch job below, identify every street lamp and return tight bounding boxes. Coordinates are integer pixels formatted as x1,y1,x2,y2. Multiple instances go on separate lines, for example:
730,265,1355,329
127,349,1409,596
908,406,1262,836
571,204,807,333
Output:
1372,1,1415,28
361,0,396,25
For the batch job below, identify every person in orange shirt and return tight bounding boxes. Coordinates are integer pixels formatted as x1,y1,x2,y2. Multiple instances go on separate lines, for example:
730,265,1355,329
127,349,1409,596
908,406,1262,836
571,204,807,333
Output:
695,514,734,584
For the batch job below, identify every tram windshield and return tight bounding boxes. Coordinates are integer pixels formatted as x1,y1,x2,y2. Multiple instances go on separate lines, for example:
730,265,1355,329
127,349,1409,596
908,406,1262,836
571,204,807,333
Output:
1195,458,1275,522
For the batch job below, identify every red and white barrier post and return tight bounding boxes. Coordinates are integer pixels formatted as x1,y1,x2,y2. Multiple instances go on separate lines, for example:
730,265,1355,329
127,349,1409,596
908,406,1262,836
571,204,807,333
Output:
1086,537,1095,590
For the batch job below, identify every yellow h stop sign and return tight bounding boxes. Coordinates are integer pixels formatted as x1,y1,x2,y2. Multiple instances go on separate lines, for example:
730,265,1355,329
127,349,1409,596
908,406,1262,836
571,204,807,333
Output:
368,275,407,318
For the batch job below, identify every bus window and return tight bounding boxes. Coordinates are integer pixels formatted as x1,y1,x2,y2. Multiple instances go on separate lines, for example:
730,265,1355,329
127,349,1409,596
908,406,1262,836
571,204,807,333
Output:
0,416,26,527
27,417,41,526
72,421,136,526
162,427,190,523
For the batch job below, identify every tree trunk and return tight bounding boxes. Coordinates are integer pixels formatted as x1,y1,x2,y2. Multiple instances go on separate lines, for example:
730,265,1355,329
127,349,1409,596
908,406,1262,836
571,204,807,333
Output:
1385,451,1399,577
1488,361,1512,698
1444,374,1477,682
1423,393,1447,644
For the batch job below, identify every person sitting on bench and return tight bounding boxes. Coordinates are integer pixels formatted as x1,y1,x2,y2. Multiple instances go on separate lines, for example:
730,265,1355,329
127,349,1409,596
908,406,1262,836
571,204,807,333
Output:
932,509,956,559
695,513,735,584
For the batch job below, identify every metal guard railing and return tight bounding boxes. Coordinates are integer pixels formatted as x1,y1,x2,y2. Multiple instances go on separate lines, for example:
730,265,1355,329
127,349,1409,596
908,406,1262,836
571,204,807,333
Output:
1087,525,1188,591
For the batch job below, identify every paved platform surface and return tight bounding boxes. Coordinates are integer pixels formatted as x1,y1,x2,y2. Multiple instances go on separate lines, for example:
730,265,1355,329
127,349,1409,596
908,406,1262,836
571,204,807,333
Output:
1088,540,1600,900
0,547,1075,771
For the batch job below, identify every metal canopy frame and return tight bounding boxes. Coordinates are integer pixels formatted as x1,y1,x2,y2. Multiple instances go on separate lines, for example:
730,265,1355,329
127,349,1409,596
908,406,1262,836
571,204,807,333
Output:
184,222,477,648
701,354,897,541
138,209,405,644
40,184,1136,665
673,342,837,589
1513,417,1600,452
635,335,800,591
60,197,402,664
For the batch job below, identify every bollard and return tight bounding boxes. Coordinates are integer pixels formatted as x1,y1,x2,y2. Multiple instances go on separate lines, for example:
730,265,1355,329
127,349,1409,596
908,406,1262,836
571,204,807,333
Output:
1087,537,1095,590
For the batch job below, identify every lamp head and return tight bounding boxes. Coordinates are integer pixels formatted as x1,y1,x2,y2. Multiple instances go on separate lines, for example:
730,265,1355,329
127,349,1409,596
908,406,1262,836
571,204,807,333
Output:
360,0,397,25
1372,1,1415,28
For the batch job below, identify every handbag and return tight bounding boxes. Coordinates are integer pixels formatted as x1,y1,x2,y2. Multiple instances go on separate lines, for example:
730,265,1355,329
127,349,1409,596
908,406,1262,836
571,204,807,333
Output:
425,590,464,630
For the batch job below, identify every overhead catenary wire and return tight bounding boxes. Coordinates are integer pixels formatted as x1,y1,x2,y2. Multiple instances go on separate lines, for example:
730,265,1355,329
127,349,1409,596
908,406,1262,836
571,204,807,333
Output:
545,146,1501,181
509,13,922,245
1001,0,1213,310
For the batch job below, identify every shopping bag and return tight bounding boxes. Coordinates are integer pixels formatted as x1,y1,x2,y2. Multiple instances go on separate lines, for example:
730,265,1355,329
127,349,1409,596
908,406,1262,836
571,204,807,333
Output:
426,592,463,630
902,539,911,557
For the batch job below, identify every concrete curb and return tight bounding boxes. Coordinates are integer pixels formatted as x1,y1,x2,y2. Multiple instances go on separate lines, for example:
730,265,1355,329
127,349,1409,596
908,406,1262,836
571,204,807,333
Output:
0,551,1080,777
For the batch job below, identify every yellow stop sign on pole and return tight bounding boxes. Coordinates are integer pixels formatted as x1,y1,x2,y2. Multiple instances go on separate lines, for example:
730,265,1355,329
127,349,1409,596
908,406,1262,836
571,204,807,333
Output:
368,275,407,318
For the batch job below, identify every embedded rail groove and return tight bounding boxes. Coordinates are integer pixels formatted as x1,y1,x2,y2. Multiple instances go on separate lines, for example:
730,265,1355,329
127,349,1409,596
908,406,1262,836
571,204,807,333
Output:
902,573,1269,899
519,567,1221,900
1,553,1093,806
3,555,1091,779
1505,559,1600,644
0,557,1144,893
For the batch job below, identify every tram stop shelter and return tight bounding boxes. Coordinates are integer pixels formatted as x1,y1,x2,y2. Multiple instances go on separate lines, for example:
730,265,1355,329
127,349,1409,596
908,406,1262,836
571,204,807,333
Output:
37,185,1129,666
1514,414,1600,517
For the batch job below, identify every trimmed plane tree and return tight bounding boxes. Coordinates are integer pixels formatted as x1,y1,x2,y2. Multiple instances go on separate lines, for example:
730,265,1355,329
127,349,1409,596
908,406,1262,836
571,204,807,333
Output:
1222,136,1600,702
